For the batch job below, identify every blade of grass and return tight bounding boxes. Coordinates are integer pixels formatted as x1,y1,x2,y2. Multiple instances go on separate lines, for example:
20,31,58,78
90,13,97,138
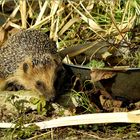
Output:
50,0,60,16
68,0,102,31
50,0,61,39
2,5,20,29
9,22,21,29
109,9,125,39
54,16,59,41
59,18,80,36
30,15,52,29
58,1,80,32
19,0,27,29
38,0,43,10
68,1,106,41
35,1,49,25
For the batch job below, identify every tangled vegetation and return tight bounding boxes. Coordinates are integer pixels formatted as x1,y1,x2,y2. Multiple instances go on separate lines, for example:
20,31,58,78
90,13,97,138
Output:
0,0,140,139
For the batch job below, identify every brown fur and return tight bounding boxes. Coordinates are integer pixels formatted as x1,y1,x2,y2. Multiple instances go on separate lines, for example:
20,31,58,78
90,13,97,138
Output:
7,58,57,100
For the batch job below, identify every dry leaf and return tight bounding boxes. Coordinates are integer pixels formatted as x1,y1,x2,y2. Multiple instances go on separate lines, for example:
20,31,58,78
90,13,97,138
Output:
91,69,116,82
102,51,112,60
113,100,123,108
99,95,126,112
99,95,114,111
113,107,128,112
100,90,112,99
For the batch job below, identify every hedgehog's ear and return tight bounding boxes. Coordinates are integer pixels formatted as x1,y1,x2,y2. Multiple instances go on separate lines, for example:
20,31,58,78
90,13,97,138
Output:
23,63,29,73
54,59,59,65
54,57,62,65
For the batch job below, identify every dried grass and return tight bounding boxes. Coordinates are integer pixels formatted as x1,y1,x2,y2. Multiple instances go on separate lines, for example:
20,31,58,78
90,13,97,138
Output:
0,0,140,49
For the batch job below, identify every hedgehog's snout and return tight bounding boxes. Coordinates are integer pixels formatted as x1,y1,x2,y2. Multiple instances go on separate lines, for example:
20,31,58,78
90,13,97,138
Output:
35,80,56,101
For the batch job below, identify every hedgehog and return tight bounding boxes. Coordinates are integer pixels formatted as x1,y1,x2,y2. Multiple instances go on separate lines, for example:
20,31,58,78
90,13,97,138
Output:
0,29,63,101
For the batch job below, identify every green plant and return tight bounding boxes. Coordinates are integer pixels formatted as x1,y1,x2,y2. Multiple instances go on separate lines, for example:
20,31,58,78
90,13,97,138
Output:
4,94,47,139
71,90,96,113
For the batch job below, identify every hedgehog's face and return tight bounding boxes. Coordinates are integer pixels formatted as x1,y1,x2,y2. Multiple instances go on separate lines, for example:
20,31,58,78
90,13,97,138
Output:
12,57,62,101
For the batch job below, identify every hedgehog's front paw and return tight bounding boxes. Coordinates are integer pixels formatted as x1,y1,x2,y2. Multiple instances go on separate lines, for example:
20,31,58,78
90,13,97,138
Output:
4,82,25,91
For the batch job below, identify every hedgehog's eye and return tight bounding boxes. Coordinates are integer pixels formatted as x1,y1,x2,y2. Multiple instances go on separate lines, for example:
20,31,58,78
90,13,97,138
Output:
36,80,46,90
23,63,29,73
36,81,42,86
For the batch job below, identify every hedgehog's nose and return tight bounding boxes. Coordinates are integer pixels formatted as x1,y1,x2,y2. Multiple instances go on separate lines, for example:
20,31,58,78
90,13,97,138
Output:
46,95,55,102
50,96,55,102
45,90,56,102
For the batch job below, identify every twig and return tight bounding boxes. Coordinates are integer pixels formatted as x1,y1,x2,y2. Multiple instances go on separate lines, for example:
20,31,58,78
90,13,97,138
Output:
0,110,140,130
